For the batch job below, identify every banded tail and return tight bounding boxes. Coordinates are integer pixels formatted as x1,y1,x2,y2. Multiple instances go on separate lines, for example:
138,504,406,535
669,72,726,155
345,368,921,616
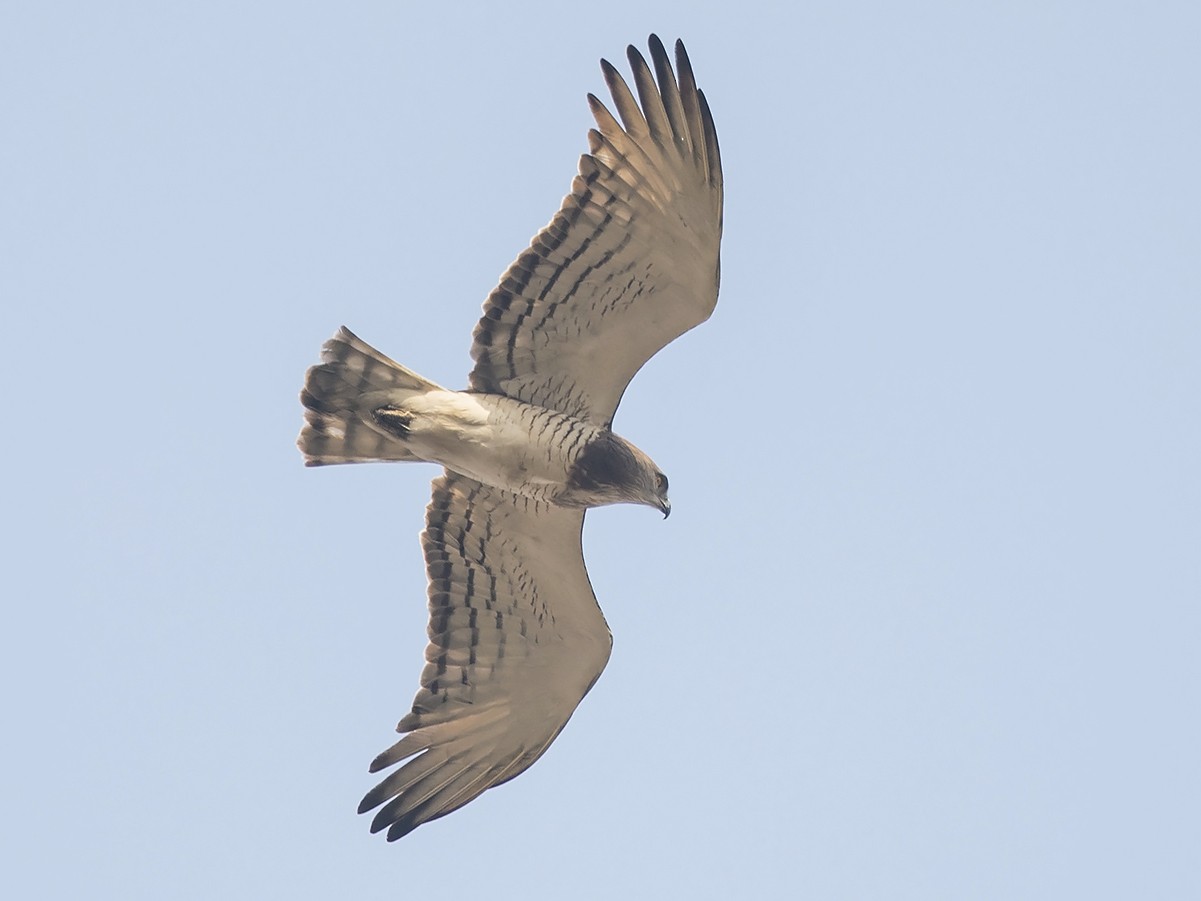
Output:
299,326,445,466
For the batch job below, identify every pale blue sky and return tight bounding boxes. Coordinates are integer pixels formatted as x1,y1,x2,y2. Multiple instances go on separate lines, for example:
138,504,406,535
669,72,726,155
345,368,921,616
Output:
3,2,1198,898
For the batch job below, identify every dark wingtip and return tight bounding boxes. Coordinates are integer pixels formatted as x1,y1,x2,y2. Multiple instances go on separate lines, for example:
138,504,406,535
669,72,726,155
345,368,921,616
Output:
386,819,419,841
367,753,390,774
625,42,647,71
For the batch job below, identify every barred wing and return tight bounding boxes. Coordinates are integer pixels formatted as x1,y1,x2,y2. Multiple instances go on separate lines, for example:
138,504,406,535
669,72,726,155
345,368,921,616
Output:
469,35,723,426
359,473,612,839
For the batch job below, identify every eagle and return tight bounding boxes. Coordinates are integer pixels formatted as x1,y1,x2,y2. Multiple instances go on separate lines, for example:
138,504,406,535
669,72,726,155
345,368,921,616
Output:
299,35,722,840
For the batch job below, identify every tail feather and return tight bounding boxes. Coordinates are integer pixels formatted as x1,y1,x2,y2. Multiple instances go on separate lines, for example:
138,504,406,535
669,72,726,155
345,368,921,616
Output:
298,326,443,466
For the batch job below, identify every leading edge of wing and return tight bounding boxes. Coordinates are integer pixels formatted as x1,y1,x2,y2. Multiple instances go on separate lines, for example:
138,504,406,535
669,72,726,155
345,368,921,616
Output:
358,473,612,840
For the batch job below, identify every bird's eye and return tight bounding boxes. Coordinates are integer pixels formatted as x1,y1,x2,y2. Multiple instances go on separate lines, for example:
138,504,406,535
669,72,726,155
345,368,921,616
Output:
656,472,669,493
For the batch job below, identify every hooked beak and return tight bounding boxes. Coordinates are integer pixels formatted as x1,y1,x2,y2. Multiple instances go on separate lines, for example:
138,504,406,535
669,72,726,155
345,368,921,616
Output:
659,498,671,519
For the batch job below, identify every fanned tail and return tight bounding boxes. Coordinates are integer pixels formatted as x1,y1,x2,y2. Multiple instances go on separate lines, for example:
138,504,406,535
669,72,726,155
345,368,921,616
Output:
298,326,444,466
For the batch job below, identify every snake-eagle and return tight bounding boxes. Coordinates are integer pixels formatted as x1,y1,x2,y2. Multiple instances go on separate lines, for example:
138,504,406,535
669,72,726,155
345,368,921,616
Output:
299,34,722,840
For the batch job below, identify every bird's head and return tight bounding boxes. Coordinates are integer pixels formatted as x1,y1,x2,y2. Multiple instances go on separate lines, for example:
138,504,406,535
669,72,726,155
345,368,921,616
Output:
561,431,671,517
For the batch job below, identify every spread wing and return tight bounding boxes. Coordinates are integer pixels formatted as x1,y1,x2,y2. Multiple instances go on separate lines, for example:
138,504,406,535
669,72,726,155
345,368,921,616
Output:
358,473,612,840
469,35,723,425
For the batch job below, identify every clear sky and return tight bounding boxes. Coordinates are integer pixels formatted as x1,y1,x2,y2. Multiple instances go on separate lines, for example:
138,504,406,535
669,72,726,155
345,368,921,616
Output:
3,2,1198,898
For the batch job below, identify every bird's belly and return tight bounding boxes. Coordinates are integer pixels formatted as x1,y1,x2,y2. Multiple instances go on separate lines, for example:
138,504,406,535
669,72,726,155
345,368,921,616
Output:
397,392,597,501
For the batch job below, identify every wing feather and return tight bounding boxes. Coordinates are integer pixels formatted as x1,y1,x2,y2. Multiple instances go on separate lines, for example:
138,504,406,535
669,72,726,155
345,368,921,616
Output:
699,88,723,194
359,473,612,839
672,39,706,169
647,34,692,158
470,35,723,426
627,44,674,150
599,58,649,140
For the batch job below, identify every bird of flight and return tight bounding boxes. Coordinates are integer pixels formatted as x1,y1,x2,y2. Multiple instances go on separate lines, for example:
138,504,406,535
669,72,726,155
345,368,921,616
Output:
299,35,722,840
